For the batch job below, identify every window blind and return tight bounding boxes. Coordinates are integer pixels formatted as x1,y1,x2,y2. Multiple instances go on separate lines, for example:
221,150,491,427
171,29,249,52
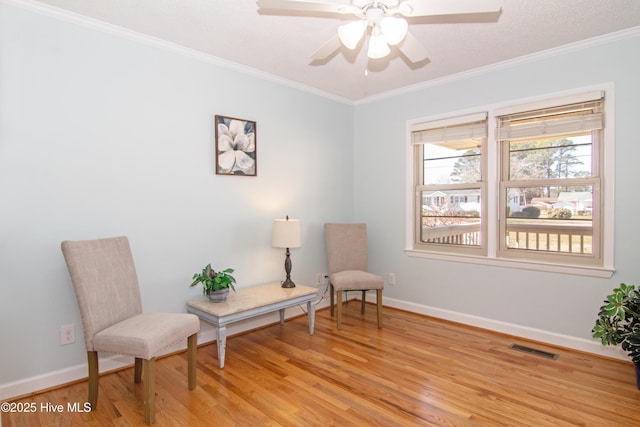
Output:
497,98,604,142
411,112,488,145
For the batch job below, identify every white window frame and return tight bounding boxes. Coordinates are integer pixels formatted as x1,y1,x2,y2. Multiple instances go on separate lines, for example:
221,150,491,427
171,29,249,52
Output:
405,84,615,278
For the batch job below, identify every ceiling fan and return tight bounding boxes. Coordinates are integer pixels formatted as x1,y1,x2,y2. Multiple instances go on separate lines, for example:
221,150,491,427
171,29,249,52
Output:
257,0,502,63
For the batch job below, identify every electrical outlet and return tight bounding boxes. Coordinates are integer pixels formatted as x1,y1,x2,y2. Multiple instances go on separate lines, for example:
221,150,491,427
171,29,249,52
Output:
60,324,75,345
316,273,329,286
388,273,396,285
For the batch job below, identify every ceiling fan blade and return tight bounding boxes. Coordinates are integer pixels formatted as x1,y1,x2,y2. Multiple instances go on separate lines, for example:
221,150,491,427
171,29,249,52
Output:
257,0,359,15
310,34,342,61
398,31,429,63
398,0,501,17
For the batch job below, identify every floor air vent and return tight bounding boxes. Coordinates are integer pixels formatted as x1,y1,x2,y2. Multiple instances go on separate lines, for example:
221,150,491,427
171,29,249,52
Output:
509,344,558,360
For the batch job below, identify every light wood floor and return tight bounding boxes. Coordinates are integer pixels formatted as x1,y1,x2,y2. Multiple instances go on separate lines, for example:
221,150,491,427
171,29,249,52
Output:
4,303,640,426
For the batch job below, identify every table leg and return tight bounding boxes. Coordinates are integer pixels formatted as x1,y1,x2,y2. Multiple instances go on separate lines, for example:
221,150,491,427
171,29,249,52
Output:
279,308,285,325
216,325,227,369
307,300,315,335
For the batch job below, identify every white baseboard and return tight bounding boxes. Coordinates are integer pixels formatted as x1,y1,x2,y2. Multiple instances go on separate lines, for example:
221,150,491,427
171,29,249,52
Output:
1,293,628,401
378,295,628,362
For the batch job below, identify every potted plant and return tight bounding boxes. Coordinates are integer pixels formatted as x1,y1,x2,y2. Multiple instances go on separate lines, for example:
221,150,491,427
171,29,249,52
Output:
190,263,236,302
592,283,640,388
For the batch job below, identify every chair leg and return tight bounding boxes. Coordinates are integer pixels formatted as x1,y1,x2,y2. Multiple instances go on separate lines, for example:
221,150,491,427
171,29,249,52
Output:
361,290,366,314
336,289,343,329
376,289,383,328
330,283,335,317
187,333,197,390
134,357,142,383
143,358,156,425
87,351,99,410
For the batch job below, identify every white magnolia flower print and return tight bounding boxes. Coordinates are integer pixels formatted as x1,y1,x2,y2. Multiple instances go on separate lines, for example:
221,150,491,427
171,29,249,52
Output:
216,118,256,175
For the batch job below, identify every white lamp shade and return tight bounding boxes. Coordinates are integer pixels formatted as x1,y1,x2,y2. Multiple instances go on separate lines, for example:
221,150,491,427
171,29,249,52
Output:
367,28,390,59
379,16,408,46
272,218,301,248
338,20,367,50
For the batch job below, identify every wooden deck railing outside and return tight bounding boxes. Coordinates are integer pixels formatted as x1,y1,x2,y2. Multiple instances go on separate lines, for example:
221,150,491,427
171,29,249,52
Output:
422,222,593,254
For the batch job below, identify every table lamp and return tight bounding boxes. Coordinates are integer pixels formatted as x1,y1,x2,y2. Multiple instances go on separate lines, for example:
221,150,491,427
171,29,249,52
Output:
272,215,301,288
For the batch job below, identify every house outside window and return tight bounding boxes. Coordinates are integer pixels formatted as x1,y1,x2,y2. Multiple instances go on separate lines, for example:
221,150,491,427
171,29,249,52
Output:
407,88,613,276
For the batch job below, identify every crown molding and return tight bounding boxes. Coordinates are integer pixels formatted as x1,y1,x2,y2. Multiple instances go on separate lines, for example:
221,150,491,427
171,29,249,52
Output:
4,0,640,106
3,0,354,105
356,25,640,105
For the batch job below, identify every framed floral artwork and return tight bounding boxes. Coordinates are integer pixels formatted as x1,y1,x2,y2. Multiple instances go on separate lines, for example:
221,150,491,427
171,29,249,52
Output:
214,115,257,176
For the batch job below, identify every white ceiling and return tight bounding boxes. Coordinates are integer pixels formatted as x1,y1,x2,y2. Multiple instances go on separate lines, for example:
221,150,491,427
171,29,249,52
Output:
28,0,640,102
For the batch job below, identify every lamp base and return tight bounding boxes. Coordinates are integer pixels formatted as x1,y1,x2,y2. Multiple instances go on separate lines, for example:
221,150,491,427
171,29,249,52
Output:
281,247,296,288
281,278,296,288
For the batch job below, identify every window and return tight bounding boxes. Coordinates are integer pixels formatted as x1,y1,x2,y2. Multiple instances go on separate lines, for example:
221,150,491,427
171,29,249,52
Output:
408,89,613,275
497,96,603,266
412,113,488,255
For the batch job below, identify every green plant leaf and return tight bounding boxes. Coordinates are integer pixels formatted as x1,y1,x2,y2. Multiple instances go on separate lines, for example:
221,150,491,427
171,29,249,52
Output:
594,283,640,361
604,292,626,320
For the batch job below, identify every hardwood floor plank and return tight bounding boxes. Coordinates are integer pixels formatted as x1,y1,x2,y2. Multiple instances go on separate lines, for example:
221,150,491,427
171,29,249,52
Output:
4,303,640,426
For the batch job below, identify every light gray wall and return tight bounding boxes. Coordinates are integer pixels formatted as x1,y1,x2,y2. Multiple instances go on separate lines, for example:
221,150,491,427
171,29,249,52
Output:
0,2,354,385
354,32,640,343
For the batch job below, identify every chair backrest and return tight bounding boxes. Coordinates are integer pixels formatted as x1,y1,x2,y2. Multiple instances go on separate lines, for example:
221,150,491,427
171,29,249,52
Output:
61,236,143,351
324,223,369,274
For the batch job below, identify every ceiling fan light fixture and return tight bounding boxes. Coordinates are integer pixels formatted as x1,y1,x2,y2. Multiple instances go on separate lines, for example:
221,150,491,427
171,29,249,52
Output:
380,16,408,45
367,27,390,59
338,20,367,50
259,0,501,65
364,4,385,25
398,1,413,16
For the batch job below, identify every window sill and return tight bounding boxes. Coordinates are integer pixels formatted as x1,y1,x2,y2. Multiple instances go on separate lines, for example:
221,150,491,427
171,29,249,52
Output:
404,249,614,278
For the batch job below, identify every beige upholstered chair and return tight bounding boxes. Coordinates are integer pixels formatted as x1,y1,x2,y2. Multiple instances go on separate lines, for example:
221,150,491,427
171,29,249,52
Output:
324,223,384,329
61,236,199,425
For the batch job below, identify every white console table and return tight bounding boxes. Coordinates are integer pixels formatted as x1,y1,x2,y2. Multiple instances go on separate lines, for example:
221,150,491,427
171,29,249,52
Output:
187,282,318,368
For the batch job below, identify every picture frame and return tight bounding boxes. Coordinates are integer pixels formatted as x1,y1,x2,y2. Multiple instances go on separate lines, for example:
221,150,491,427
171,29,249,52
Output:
214,115,257,176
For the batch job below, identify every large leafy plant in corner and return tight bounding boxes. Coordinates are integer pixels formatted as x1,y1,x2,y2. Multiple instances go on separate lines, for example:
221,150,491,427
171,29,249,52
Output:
190,264,236,295
592,283,640,363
